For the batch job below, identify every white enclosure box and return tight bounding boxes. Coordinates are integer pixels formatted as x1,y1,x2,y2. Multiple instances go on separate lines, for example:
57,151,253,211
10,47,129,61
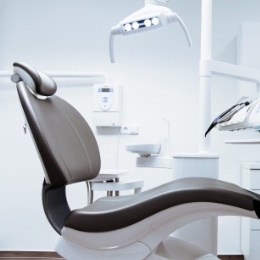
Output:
172,153,219,255
236,22,260,98
93,84,122,127
241,162,260,260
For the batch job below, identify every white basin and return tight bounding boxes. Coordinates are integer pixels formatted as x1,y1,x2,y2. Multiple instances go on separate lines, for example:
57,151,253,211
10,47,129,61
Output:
126,143,161,157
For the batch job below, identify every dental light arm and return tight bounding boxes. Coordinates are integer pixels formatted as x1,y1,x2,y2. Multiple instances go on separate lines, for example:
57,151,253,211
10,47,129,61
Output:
168,13,192,48
109,26,120,64
109,4,192,63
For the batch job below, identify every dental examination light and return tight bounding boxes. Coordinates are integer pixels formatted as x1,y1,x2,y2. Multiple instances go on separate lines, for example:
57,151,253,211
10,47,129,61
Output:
109,0,192,63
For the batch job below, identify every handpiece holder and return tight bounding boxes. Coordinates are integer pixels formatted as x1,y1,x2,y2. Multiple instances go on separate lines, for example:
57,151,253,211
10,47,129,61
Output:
109,3,192,63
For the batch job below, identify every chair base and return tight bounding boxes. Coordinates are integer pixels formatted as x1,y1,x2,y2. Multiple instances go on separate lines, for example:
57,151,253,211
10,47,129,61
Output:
146,236,219,260
56,235,219,260
56,202,256,259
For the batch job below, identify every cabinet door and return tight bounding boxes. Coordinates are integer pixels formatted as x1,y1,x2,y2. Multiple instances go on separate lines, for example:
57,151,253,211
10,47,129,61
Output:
250,170,260,189
249,231,260,260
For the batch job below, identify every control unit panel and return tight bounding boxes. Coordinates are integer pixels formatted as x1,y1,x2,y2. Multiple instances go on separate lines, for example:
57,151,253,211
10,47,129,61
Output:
93,84,122,127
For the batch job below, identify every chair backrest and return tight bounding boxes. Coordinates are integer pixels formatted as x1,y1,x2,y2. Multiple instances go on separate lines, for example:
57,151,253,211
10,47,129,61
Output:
13,62,101,186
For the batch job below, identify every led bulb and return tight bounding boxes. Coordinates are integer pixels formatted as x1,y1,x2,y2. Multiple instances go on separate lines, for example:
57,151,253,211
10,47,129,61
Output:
151,17,159,25
132,22,139,30
144,19,152,27
124,23,132,31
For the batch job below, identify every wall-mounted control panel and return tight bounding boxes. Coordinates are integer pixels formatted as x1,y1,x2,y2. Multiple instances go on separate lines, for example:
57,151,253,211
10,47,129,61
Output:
93,84,122,127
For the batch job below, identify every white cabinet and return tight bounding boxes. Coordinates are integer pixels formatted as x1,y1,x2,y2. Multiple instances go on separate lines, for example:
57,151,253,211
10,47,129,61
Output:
241,162,260,260
236,22,260,99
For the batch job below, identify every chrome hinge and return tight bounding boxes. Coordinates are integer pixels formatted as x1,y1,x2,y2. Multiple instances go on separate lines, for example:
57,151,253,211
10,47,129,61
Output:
23,121,27,134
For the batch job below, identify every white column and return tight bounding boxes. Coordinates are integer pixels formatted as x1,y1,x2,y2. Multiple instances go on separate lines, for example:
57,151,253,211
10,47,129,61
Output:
199,0,213,153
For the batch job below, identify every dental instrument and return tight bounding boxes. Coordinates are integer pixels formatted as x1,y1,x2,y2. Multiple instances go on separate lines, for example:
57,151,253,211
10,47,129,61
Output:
109,0,192,63
11,61,260,260
205,104,238,137
218,97,260,132
204,92,260,134
217,101,250,124
205,100,251,136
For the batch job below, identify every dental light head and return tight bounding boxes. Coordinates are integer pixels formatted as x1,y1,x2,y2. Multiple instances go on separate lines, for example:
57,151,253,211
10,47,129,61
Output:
109,0,192,63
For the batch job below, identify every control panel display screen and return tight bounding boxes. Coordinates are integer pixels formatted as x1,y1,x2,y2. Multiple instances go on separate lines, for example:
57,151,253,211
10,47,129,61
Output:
98,88,113,93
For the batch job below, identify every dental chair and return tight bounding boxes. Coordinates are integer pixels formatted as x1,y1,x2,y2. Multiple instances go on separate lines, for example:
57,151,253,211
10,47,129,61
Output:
12,61,260,260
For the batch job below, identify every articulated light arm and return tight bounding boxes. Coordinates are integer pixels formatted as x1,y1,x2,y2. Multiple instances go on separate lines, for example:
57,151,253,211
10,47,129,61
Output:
109,26,120,63
167,13,193,47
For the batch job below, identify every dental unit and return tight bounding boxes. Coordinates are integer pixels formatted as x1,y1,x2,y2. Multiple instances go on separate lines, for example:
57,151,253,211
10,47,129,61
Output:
8,0,260,258
11,61,260,260
109,0,192,63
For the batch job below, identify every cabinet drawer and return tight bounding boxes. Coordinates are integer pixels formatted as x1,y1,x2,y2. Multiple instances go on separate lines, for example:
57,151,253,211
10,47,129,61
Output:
250,170,260,189
250,189,260,229
251,218,260,230
249,231,260,259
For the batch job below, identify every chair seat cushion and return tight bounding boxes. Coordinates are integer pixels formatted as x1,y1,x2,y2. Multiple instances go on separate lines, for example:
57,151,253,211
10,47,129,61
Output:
64,177,260,232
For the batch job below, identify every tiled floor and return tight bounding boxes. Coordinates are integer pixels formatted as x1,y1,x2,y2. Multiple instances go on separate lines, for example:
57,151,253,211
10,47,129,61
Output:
218,255,244,260
218,256,244,260
0,252,63,259
0,252,244,259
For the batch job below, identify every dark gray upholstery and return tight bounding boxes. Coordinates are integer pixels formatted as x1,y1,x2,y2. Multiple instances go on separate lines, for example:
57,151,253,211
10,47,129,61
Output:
17,80,100,185
13,61,57,96
64,177,260,232
13,62,260,235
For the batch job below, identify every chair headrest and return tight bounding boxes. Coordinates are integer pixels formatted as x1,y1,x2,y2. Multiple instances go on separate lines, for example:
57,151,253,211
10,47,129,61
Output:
11,62,57,96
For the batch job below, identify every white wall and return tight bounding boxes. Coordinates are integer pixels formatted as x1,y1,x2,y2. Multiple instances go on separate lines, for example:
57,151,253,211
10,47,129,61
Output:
1,0,260,254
